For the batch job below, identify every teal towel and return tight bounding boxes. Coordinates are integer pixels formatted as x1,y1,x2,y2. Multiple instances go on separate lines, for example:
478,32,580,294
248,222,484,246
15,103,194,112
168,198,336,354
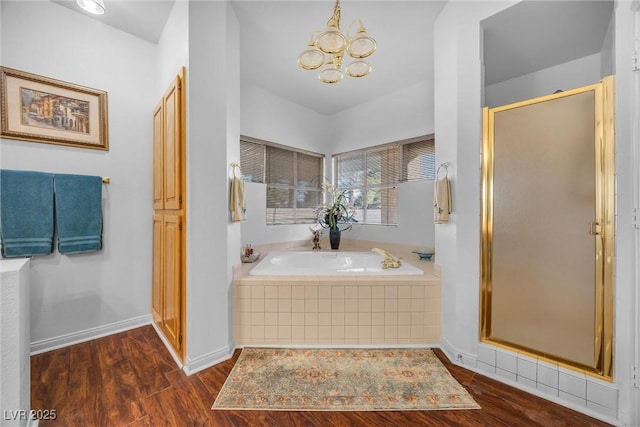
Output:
0,169,55,258
54,174,103,254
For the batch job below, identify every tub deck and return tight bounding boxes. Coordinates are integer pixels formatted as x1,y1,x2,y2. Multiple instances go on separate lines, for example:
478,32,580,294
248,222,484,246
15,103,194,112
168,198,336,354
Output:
249,251,426,276
233,241,441,346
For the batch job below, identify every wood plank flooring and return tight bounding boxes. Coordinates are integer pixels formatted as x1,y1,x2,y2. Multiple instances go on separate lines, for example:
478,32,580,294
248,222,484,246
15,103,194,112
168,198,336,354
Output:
31,325,611,426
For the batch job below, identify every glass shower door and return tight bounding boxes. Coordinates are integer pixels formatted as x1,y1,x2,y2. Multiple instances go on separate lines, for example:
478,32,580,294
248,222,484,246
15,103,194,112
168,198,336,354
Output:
481,78,614,378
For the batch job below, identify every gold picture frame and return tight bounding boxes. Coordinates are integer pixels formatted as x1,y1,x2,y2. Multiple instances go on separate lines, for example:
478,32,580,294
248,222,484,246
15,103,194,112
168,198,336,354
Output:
1,67,108,150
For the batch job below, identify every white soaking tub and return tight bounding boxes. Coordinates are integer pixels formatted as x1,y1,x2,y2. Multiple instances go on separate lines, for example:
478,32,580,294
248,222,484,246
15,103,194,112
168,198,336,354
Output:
249,251,424,276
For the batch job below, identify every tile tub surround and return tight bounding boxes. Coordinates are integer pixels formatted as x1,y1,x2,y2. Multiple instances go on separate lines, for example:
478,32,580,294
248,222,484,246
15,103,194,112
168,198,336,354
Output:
233,240,441,346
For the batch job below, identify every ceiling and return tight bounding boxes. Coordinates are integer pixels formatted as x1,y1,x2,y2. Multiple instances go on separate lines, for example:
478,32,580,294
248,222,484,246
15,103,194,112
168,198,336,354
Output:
51,0,614,115
52,0,175,44
231,1,446,114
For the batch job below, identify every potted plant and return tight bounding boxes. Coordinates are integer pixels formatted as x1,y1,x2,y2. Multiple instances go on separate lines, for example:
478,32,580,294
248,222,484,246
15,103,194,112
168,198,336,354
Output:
316,180,356,250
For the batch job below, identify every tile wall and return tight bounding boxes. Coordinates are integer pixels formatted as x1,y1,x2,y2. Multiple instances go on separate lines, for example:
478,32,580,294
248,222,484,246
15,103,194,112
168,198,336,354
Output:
233,275,441,346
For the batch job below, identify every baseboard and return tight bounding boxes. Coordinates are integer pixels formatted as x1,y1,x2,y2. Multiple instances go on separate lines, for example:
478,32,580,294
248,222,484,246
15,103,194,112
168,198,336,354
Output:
183,345,234,376
30,314,152,355
439,336,457,362
150,321,184,370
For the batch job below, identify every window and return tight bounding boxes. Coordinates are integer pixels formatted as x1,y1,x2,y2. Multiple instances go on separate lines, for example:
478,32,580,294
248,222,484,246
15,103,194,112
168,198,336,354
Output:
333,135,434,225
240,137,324,225
402,136,435,181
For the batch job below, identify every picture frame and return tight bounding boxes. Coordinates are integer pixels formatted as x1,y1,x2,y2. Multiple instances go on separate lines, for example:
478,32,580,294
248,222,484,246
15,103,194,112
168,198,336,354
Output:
1,66,109,150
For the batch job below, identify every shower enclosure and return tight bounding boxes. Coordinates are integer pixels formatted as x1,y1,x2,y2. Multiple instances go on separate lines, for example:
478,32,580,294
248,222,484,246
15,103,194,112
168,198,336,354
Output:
480,77,615,379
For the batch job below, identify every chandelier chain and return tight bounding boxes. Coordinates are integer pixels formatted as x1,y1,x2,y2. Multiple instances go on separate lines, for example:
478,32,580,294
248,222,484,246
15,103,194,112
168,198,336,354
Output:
327,0,342,28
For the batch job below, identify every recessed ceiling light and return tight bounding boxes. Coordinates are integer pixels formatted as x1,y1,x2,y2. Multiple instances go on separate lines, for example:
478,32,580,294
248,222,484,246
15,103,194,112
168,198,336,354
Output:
76,0,105,15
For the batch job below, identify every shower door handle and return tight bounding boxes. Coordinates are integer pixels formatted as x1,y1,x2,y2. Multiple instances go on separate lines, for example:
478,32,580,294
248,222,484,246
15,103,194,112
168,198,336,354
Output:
590,221,602,236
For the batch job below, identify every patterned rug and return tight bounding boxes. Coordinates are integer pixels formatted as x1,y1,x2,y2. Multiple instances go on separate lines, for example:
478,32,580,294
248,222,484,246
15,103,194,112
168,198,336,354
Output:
212,348,480,411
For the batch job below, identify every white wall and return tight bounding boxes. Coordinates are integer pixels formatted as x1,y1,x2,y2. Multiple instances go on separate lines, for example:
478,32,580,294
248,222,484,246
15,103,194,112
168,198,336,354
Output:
327,80,434,153
434,1,638,425
345,181,435,248
157,0,188,98
600,9,615,78
241,182,319,246
239,79,437,248
0,259,31,427
183,0,240,373
484,53,603,108
610,3,639,424
328,80,436,247
0,1,157,347
240,84,330,246
241,84,329,155
225,3,242,351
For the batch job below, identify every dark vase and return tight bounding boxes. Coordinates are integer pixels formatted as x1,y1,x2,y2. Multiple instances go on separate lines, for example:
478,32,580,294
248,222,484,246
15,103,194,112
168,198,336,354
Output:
329,227,341,250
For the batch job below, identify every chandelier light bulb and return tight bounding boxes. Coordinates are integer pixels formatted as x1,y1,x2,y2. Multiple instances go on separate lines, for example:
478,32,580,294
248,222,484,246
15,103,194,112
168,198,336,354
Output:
298,47,325,70
347,27,376,59
318,64,344,84
346,61,372,78
316,26,347,54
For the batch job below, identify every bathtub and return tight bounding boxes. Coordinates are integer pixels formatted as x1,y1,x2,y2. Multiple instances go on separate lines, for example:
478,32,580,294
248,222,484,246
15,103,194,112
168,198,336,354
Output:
249,251,424,276
234,247,441,346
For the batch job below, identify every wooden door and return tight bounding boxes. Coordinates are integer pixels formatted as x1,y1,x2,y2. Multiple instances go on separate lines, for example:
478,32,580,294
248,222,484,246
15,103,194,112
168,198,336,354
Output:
152,102,164,210
163,77,182,210
152,68,186,362
151,214,163,325
161,214,182,352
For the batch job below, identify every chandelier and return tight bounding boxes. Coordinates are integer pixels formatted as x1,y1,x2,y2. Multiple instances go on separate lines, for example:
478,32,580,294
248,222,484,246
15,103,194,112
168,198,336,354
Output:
297,0,376,84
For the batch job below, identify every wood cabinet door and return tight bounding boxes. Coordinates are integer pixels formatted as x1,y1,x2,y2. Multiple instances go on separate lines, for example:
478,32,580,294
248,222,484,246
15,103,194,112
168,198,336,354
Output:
151,214,163,326
152,102,164,210
163,77,182,210
161,214,182,352
152,68,186,361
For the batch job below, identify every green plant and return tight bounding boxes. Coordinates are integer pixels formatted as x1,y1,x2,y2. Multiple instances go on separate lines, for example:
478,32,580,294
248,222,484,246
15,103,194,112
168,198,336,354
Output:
316,180,356,231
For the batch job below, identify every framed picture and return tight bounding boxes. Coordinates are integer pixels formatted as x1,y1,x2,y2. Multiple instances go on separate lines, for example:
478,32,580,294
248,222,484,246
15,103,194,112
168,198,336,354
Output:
1,67,108,150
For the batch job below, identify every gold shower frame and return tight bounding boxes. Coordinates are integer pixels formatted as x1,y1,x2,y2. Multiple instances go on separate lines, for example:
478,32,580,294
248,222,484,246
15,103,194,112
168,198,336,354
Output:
480,77,615,380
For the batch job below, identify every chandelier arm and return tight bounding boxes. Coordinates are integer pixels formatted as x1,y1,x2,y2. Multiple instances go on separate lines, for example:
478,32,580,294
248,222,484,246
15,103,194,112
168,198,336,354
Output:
308,30,322,44
346,18,363,39
327,0,341,28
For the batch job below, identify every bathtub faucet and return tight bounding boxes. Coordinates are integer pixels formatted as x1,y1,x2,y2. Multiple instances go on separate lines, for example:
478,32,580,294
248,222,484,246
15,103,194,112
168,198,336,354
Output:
371,248,402,269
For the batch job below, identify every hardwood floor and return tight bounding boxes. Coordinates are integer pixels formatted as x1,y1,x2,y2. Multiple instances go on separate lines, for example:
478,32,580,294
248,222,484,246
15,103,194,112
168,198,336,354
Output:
31,325,611,426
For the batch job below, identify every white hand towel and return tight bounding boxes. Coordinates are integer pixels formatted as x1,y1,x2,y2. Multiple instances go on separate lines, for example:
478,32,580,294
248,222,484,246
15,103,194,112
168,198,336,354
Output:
434,177,451,224
230,177,247,222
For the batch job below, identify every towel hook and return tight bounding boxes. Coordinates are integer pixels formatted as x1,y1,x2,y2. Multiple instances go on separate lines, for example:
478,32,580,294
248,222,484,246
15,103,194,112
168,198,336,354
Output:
436,162,450,180
229,162,242,179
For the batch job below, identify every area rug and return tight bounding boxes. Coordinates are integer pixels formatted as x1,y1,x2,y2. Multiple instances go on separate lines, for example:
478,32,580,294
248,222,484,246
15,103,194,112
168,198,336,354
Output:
212,348,480,411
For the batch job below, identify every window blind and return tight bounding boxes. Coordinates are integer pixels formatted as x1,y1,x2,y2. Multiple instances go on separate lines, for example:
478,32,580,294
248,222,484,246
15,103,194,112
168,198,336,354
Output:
333,135,434,225
402,137,435,181
239,140,265,183
334,146,400,225
240,137,324,225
